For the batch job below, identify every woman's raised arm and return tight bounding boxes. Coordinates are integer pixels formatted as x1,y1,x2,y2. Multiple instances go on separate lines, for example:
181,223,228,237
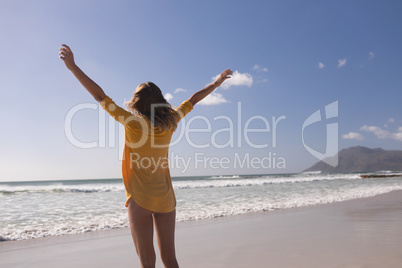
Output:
59,44,106,102
188,69,232,106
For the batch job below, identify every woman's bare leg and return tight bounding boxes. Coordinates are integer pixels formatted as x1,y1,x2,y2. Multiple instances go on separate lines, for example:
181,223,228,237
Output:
153,209,179,268
127,198,156,268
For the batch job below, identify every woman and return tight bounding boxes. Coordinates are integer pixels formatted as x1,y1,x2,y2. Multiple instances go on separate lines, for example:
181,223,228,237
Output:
59,44,232,268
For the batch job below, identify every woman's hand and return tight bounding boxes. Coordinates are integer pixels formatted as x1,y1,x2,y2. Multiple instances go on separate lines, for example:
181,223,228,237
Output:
59,44,77,71
188,69,233,106
214,69,233,87
58,44,106,102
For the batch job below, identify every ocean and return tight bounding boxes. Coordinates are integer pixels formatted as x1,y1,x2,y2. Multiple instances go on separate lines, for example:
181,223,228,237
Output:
1,172,402,242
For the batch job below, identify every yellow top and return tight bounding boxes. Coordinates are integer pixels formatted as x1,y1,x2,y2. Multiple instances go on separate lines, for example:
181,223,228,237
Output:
100,96,193,212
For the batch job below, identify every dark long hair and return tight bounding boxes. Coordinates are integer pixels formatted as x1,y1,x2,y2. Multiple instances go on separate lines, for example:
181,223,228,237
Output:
125,82,178,131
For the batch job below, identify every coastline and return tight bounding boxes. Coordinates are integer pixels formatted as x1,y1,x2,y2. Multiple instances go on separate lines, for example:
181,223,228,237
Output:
1,190,402,268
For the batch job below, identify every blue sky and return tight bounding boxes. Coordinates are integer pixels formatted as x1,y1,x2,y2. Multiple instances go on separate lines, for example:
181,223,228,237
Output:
1,0,402,181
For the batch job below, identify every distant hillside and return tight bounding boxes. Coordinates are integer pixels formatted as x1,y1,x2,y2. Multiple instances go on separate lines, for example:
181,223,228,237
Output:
304,146,402,173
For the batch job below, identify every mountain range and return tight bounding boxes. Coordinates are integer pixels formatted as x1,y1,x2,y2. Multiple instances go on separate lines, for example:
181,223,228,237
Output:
303,146,402,173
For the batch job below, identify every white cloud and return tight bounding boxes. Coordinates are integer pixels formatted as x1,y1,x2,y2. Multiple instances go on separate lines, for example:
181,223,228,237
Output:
212,70,253,89
164,93,173,101
368,51,375,60
360,125,389,139
201,70,253,105
394,132,402,141
388,118,395,123
361,125,402,141
342,132,364,140
337,59,347,68
199,92,227,105
253,64,268,72
318,62,325,69
174,88,187,94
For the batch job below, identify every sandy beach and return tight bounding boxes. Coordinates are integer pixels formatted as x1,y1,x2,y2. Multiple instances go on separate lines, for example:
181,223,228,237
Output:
1,190,402,268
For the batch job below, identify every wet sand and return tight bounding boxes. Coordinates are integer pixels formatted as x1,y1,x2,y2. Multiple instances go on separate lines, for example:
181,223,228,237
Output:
1,190,402,268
